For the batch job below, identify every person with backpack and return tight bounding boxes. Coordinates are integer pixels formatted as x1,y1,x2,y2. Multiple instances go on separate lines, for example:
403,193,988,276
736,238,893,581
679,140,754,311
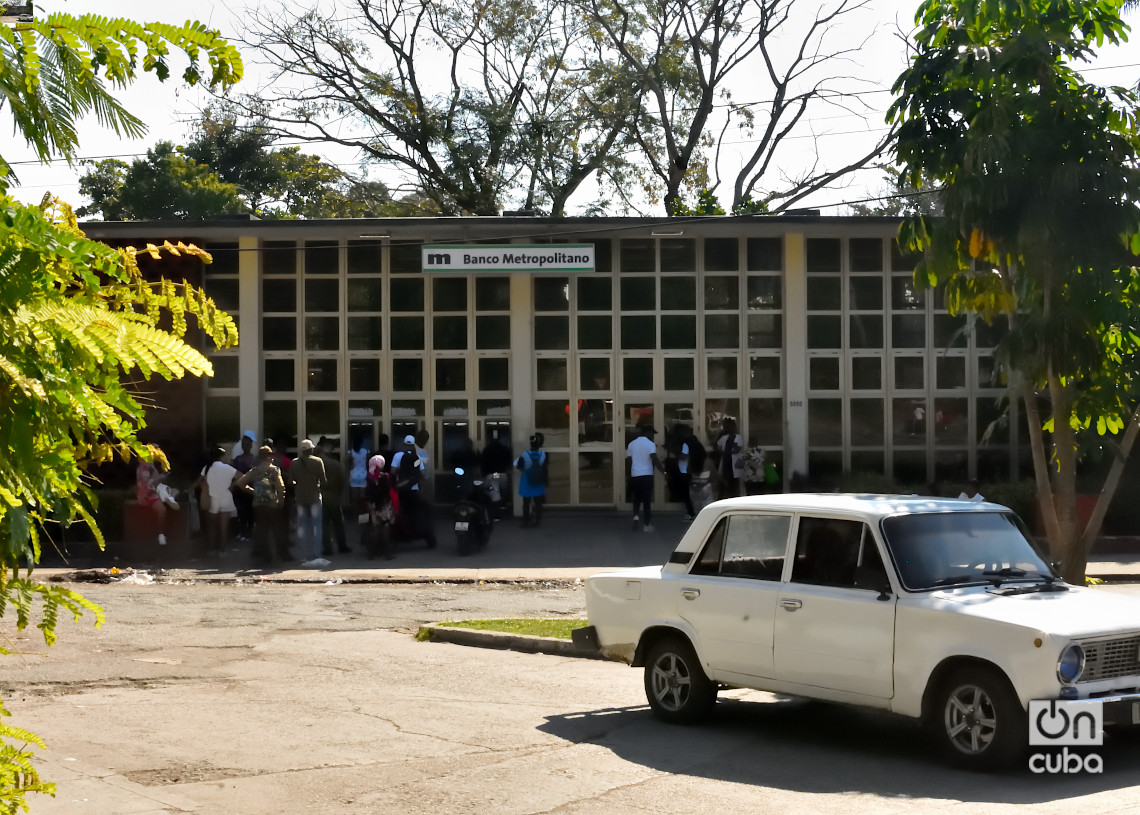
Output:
390,433,437,549
236,445,290,564
364,454,397,560
515,433,548,527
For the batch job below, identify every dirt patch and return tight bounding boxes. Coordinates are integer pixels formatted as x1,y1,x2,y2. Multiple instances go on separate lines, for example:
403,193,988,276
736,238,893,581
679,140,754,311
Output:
123,761,253,786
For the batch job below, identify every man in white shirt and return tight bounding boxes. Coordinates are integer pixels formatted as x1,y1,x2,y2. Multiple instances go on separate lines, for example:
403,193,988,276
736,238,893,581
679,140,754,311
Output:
626,424,664,532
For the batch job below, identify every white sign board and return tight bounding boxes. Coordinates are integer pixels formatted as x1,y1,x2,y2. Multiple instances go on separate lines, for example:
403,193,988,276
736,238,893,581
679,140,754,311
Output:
421,244,595,273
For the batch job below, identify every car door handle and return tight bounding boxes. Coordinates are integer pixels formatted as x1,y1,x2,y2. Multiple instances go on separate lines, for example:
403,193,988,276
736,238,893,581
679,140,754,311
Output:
780,598,803,611
681,588,700,600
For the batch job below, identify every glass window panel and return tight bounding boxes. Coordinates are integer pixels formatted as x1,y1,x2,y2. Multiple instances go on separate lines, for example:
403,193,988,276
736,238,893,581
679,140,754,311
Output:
661,315,696,349
304,400,340,438
850,451,885,475
973,315,1006,348
660,238,696,272
850,398,884,445
891,239,919,272
664,358,694,391
304,316,339,351
263,279,296,312
806,238,841,272
390,316,425,351
707,357,737,390
661,276,696,310
589,239,612,275
620,315,655,349
624,357,653,390
347,240,382,274
894,356,925,389
976,396,1008,444
306,359,337,392
705,314,739,348
433,277,467,311
978,355,999,387
747,313,782,348
849,277,883,310
934,398,969,445
937,356,966,389
892,314,926,347
620,277,656,310
620,238,656,272
390,242,422,273
808,399,843,446
577,276,612,311
534,399,570,445
807,315,842,349
577,315,613,350
849,238,883,272
810,357,840,390
849,314,884,348
704,398,740,446
475,277,510,310
750,357,780,390
934,451,969,485
433,315,468,350
305,278,338,312
851,357,882,390
807,451,842,482
263,241,296,275
479,358,509,391
262,316,296,351
205,396,240,448
747,275,782,310
535,316,570,350
748,398,783,446
476,315,510,350
392,358,424,391
891,276,925,310
264,359,294,391
893,451,928,485
704,237,739,271
705,275,739,310
893,398,927,444
747,237,783,271
262,399,298,444
436,358,466,391
934,314,968,348
349,359,380,392
208,355,239,389
390,277,424,311
346,278,382,311
304,241,339,275
578,452,613,503
205,279,239,312
807,276,841,310
580,358,611,390
537,358,567,391
206,242,239,275
535,277,570,311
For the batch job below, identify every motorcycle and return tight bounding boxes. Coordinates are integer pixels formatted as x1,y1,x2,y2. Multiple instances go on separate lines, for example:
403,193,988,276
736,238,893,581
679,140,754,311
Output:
483,471,511,520
453,468,494,556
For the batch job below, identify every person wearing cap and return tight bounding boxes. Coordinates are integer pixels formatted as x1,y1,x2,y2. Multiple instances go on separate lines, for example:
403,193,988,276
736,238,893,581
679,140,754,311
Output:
391,433,437,549
231,430,258,462
291,438,328,566
515,433,547,527
626,424,665,532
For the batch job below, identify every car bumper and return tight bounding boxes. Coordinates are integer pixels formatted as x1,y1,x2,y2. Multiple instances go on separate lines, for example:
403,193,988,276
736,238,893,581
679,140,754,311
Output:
572,625,600,652
1096,693,1140,727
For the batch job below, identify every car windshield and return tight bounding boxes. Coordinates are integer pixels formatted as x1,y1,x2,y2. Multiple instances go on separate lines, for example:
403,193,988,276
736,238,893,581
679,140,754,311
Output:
881,511,1055,591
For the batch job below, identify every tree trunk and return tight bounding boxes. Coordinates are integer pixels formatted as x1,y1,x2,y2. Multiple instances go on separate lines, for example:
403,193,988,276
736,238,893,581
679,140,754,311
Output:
1075,402,1140,581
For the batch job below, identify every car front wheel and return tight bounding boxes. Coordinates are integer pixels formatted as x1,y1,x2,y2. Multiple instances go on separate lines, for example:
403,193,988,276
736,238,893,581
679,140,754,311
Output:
643,636,716,724
930,666,1026,771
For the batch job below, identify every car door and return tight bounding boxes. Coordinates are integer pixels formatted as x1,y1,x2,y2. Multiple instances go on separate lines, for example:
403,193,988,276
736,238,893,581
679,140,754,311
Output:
676,512,792,680
773,517,896,698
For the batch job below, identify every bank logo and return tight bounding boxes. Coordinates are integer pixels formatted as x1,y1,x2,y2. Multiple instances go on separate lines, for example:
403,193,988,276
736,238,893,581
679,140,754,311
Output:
1028,700,1103,746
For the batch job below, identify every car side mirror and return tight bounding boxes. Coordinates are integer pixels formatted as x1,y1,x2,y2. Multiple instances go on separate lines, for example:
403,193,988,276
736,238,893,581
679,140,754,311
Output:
855,565,893,600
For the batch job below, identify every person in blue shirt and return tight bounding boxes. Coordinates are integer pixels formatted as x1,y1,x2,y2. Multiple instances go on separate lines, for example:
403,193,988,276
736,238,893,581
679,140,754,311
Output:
516,433,548,528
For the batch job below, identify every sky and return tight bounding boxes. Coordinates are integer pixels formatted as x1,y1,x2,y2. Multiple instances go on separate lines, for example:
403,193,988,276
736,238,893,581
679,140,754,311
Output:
4,0,1138,215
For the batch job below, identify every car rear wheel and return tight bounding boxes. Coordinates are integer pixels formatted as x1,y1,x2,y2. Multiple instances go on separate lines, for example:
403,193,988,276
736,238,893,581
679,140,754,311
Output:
930,666,1026,771
644,636,716,724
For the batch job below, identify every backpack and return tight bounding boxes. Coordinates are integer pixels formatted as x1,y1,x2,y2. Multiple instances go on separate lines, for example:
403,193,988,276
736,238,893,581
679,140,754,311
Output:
523,450,547,487
394,451,421,491
251,469,281,508
686,435,707,473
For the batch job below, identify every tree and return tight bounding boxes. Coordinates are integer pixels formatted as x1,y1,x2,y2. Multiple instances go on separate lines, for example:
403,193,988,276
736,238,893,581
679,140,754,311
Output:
845,165,942,216
890,0,1140,582
586,0,896,215
229,0,643,216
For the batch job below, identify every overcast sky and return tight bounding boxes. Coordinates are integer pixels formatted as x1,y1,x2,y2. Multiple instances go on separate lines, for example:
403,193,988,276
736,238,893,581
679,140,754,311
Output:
5,0,1137,215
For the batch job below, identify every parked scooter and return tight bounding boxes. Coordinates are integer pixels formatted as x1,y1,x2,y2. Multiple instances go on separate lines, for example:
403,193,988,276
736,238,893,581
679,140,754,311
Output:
453,468,494,556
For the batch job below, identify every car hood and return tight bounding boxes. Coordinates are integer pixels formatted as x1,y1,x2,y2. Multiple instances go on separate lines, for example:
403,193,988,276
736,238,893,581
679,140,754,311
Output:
922,584,1140,638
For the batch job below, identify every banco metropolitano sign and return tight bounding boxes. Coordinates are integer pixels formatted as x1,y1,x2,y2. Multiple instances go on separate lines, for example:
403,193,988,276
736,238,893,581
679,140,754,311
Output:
421,244,595,274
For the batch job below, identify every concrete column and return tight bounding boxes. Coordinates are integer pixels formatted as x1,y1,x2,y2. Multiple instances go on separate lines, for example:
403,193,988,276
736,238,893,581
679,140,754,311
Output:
784,232,808,481
509,274,534,515
237,235,261,437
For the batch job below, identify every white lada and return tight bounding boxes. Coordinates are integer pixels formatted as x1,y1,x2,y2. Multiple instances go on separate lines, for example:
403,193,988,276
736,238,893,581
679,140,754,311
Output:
574,494,1140,769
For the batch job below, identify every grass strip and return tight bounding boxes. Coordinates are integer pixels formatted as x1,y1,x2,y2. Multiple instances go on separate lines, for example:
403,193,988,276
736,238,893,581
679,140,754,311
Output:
431,618,587,640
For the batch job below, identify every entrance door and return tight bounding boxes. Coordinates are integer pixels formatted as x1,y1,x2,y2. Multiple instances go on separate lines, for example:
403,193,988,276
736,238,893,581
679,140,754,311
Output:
619,401,698,509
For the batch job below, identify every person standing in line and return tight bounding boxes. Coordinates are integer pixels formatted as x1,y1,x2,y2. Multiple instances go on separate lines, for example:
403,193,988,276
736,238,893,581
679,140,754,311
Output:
291,438,328,567
674,424,697,521
626,424,665,532
716,417,744,500
191,447,238,554
414,428,433,502
364,455,396,560
230,430,257,462
236,446,290,563
516,433,548,527
348,433,370,515
230,433,256,542
391,434,437,549
318,436,350,556
136,457,172,545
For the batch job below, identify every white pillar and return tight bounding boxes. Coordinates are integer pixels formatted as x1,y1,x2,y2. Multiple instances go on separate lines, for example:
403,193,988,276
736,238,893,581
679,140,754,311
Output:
237,235,261,437
509,274,534,515
784,232,809,481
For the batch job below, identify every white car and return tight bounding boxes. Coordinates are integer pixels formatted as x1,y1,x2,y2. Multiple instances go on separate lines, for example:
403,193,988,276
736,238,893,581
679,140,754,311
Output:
575,494,1140,769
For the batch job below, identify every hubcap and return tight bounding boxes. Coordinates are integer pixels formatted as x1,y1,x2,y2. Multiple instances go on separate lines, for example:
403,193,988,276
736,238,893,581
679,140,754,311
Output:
944,683,997,755
651,652,692,711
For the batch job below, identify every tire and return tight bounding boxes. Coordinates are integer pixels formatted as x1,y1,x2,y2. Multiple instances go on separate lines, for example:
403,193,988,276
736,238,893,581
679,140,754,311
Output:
643,636,716,724
928,666,1027,771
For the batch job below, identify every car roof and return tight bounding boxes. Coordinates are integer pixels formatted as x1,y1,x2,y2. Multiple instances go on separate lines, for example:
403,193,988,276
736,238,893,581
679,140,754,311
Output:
704,493,1008,521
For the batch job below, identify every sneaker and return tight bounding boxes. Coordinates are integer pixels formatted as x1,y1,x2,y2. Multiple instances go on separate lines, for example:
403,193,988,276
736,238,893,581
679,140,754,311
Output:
643,524,656,533
632,515,640,529
309,557,331,567
157,533,167,546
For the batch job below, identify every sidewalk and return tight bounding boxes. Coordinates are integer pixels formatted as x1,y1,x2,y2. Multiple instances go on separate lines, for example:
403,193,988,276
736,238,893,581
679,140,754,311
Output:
32,509,1140,584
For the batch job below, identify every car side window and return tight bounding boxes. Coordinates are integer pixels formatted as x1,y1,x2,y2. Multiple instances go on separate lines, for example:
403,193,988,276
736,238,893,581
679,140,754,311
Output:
792,518,887,590
691,514,791,580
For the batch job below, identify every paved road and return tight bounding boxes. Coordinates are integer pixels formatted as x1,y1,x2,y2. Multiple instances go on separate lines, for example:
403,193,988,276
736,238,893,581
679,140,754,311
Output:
5,581,1140,814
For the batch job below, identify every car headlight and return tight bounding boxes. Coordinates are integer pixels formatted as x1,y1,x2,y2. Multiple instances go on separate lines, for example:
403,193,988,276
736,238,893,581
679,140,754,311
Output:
1057,642,1086,684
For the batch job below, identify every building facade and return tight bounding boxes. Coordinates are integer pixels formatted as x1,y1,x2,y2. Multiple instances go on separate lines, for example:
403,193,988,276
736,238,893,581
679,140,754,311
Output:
86,215,1022,508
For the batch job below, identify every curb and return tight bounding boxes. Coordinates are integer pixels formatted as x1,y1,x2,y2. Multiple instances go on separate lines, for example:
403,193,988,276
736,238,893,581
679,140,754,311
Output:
417,624,611,660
